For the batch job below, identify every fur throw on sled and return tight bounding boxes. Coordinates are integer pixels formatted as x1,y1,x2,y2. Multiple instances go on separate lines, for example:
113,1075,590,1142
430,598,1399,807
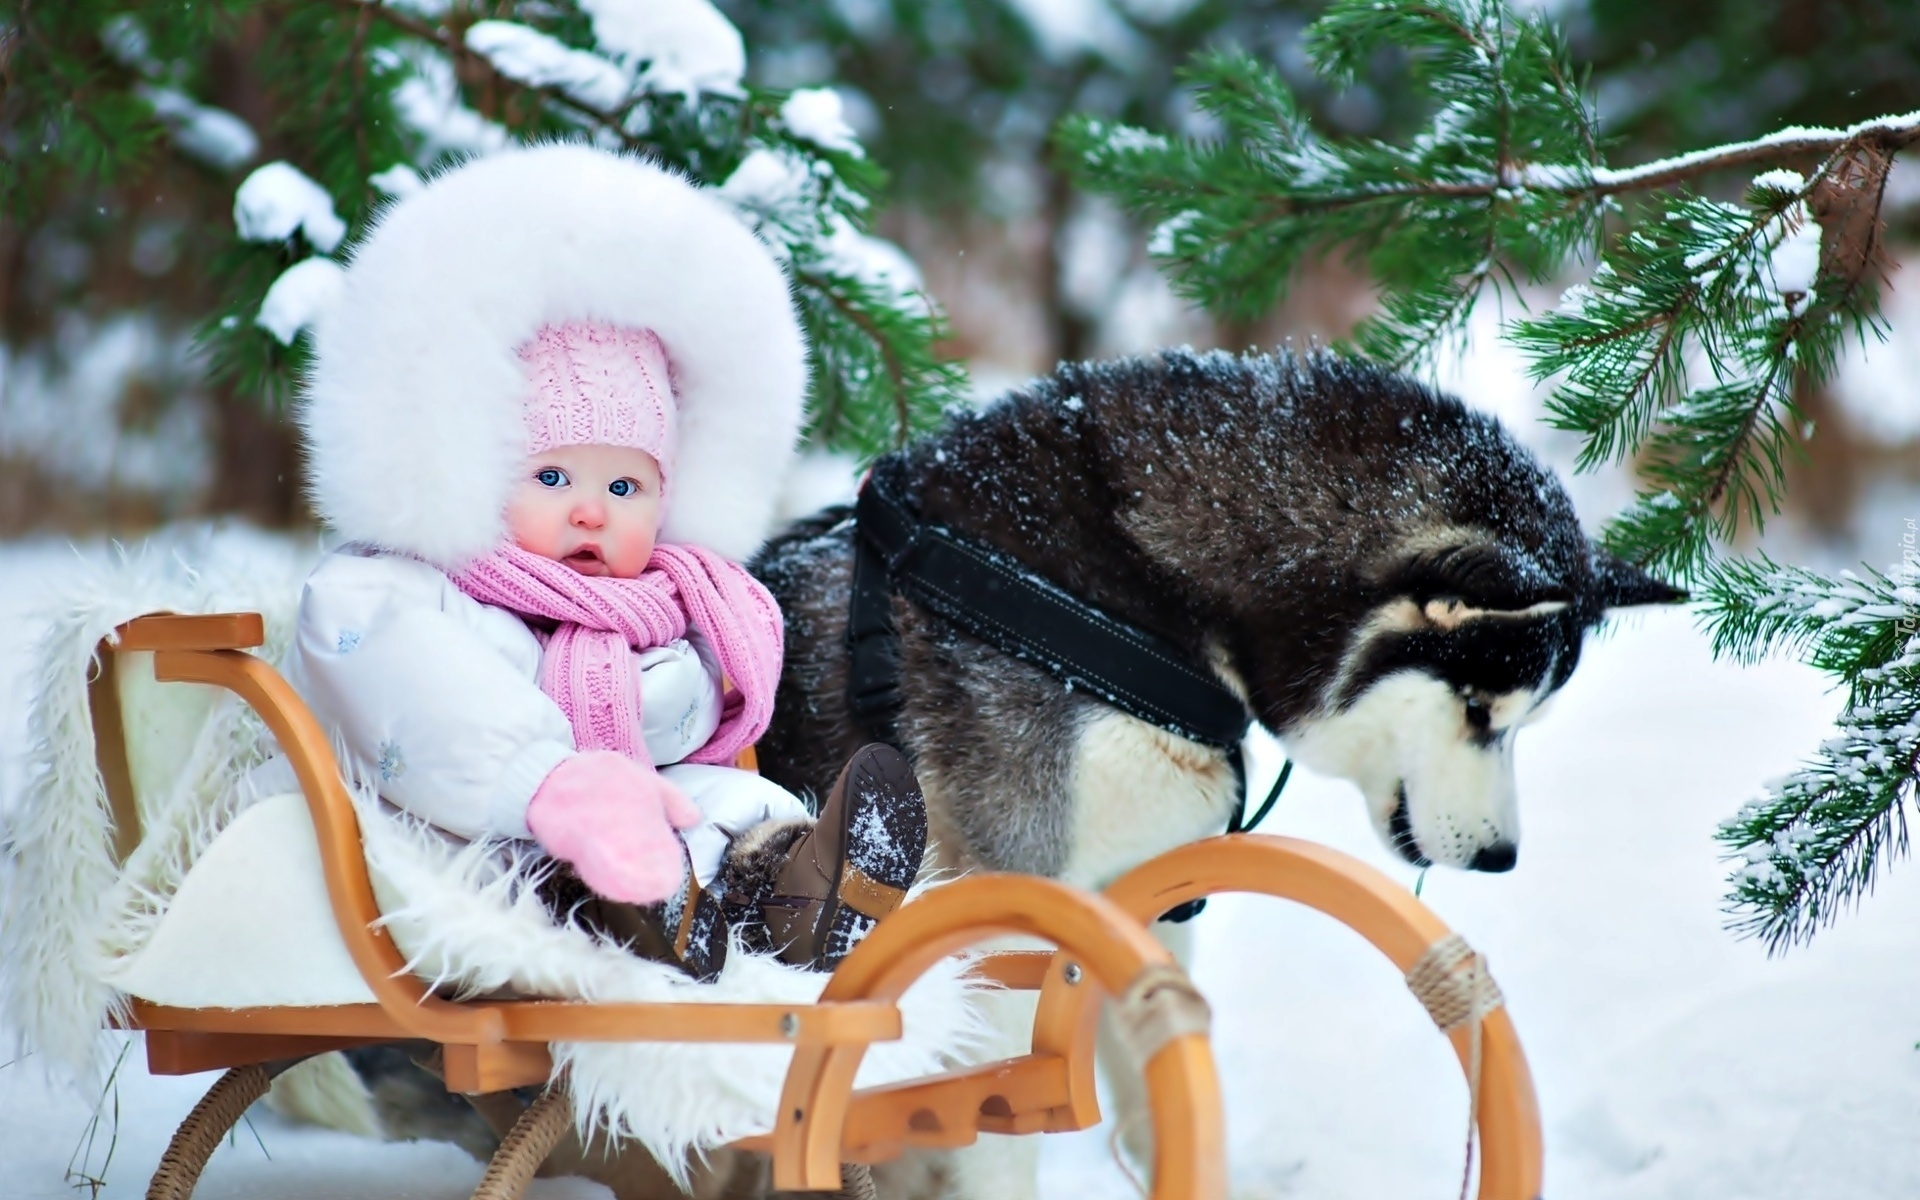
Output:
302,144,809,569
0,544,986,1180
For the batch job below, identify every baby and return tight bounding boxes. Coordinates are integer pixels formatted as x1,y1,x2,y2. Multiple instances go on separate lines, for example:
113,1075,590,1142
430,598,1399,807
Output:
286,147,928,980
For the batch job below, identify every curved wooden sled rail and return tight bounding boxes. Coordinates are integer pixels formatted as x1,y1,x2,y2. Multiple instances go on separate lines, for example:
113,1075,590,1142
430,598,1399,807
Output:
767,873,1224,1198
99,614,1227,1200
1071,834,1544,1200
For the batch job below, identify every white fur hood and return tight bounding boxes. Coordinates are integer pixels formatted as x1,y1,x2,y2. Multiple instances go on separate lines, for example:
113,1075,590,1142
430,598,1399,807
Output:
301,144,808,568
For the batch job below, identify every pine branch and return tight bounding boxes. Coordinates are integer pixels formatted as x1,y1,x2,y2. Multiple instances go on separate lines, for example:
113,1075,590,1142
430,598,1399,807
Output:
1707,557,1920,950
1080,110,1920,218
1586,113,1920,195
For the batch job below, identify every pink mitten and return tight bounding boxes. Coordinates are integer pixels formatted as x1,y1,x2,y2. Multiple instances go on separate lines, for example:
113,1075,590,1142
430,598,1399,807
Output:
526,751,696,904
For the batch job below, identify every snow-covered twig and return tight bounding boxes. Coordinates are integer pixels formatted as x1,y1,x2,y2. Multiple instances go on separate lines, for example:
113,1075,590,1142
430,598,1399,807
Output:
1581,111,1920,194
329,0,650,149
1203,110,1920,218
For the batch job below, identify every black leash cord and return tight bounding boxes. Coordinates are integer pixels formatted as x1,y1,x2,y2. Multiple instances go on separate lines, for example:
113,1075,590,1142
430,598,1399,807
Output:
1160,754,1292,924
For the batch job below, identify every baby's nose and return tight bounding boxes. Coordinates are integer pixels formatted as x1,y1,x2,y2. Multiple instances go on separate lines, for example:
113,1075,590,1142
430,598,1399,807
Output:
571,500,606,529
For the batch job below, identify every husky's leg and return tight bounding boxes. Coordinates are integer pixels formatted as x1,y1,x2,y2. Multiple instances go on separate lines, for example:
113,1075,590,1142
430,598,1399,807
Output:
1097,917,1194,1177
945,1134,1043,1200
906,946,1047,1200
266,1051,382,1138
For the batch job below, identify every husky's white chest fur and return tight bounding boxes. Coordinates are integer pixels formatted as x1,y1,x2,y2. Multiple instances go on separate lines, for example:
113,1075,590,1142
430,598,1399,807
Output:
1061,710,1240,891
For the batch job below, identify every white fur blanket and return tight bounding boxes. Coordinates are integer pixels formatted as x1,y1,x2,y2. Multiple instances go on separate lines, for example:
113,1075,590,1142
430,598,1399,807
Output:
0,538,985,1178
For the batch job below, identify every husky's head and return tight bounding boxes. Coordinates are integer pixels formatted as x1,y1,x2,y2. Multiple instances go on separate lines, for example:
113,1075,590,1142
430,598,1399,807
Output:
1073,350,1683,873
1279,538,1679,871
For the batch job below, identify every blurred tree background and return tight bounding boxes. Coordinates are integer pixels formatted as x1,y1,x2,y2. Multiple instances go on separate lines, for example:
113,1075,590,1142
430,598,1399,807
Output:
2,0,1918,535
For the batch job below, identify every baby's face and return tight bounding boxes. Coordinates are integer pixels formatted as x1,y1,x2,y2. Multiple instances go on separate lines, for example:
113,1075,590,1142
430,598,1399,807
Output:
505,444,662,578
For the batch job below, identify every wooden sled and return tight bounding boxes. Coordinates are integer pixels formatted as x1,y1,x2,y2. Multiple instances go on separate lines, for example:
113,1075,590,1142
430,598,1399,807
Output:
87,612,1225,1200
87,612,1541,1200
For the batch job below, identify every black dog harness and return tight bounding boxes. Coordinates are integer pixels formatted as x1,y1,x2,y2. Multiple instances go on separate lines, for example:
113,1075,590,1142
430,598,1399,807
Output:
844,459,1290,918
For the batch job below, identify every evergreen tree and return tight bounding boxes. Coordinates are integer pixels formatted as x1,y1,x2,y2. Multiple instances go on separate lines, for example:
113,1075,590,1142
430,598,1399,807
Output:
1061,0,1920,950
2,0,964,492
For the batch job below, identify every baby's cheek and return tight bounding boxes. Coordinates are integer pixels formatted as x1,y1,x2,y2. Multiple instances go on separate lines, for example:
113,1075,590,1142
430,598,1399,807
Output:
612,526,657,576
504,490,563,557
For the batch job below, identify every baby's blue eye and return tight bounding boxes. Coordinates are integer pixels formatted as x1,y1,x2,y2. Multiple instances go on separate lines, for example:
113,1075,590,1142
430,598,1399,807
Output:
609,477,640,498
535,468,568,488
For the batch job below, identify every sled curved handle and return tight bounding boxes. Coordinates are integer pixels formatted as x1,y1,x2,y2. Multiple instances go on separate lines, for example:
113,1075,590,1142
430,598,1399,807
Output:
1086,835,1544,1200
142,638,507,1046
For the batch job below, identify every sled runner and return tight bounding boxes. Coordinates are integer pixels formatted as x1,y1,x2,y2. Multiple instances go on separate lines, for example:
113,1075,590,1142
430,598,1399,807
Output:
59,610,1224,1200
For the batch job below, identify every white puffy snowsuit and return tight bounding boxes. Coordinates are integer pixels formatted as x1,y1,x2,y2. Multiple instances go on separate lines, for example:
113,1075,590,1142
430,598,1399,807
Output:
288,546,808,885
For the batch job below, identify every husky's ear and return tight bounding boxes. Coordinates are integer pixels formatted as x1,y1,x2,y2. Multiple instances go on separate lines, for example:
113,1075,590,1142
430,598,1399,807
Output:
1590,546,1688,608
1386,541,1569,611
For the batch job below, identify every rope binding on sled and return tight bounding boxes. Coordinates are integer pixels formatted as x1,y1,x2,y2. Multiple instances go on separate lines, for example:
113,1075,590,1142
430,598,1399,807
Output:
1405,933,1505,1200
845,457,1294,925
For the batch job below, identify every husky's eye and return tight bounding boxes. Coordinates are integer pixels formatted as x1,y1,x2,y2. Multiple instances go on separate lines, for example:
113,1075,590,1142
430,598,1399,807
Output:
1463,696,1492,732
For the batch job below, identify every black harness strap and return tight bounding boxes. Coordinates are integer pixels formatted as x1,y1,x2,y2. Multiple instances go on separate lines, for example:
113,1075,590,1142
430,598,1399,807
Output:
849,464,1251,749
844,459,1291,922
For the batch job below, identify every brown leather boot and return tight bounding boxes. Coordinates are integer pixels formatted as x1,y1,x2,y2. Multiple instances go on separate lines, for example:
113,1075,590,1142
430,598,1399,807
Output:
721,744,928,970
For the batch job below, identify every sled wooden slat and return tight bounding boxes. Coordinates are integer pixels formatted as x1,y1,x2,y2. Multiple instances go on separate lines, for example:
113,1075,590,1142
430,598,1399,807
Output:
87,640,143,863
143,1029,394,1076
127,1001,405,1041
969,950,1054,989
490,999,902,1044
442,1040,555,1094
127,997,901,1046
116,612,265,652
732,1050,1079,1162
847,1051,1075,1145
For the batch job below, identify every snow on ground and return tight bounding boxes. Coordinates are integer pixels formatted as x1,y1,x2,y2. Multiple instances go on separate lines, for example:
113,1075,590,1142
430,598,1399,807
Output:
2,521,1917,1197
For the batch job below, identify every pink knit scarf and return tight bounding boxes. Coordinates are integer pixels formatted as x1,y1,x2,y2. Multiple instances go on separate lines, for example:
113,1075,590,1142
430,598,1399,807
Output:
453,543,783,769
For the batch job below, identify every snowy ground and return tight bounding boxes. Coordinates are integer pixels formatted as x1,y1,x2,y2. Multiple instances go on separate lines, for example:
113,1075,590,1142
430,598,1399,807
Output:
2,524,1916,1197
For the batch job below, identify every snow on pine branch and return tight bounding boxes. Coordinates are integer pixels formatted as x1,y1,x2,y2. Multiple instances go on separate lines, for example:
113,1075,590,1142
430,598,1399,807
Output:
1062,1,1603,351
465,21,637,114
1707,554,1920,950
1513,182,1837,579
1572,110,1920,196
576,0,744,98
100,14,259,171
233,163,347,254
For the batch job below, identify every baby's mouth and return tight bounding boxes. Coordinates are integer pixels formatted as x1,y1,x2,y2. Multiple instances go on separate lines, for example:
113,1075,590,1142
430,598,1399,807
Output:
563,546,607,573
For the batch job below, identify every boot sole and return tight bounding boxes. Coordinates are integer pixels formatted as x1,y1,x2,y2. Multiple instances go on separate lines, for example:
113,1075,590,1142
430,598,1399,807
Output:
815,745,928,969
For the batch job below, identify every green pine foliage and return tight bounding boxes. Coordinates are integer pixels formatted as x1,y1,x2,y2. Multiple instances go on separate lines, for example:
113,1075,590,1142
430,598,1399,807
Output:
1514,182,1862,580
1057,5,1598,358
3,0,961,459
1704,555,1920,950
1063,0,1920,948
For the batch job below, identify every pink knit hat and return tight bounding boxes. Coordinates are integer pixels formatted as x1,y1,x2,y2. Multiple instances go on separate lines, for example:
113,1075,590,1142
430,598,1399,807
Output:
517,320,677,500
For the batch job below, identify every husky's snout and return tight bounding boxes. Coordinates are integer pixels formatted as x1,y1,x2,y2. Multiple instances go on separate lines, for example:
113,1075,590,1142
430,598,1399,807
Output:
1388,784,1520,871
1286,667,1535,873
